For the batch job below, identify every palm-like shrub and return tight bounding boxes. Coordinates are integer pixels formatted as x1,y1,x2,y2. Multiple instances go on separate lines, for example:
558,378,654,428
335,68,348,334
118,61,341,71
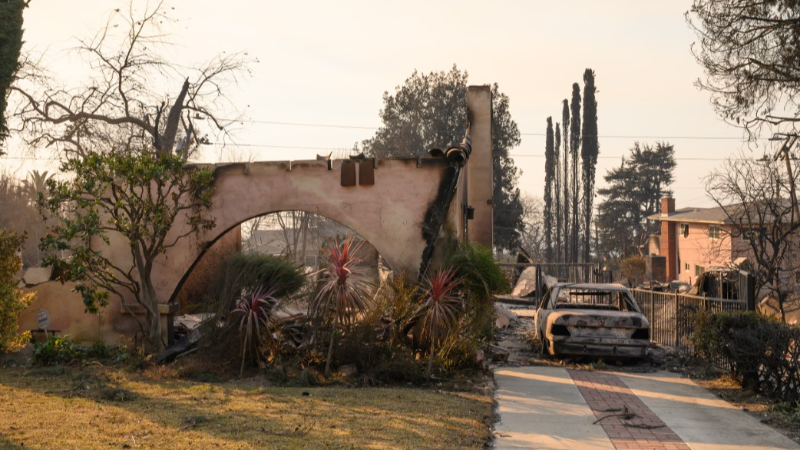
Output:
445,242,508,345
233,287,279,377
310,236,373,376
446,242,508,300
418,267,463,377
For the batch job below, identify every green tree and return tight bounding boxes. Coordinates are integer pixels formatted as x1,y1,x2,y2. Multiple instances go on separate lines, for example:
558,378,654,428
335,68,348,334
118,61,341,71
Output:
39,151,216,351
596,142,676,259
361,66,524,251
544,117,555,262
562,100,570,262
554,122,562,262
581,69,599,262
688,0,800,136
0,228,34,353
0,0,26,151
569,84,582,262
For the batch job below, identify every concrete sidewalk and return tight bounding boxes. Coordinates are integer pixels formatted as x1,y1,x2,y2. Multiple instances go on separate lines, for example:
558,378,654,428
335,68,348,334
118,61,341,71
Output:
493,366,800,450
493,366,615,450
617,370,800,450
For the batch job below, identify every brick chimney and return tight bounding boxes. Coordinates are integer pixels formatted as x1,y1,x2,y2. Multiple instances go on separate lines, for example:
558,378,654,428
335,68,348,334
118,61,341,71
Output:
660,197,677,281
661,197,675,217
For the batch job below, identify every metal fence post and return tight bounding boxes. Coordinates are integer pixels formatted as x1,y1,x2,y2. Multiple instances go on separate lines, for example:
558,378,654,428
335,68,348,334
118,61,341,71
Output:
674,292,680,350
650,293,655,343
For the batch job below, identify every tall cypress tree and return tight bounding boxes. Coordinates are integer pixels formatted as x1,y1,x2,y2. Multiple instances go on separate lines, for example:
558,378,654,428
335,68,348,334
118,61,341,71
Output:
554,122,562,263
569,83,581,262
543,117,555,262
0,0,26,151
581,69,599,263
561,99,570,262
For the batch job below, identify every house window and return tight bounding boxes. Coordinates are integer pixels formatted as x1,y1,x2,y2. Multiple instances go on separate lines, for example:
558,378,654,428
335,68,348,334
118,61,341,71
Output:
680,223,689,238
708,226,720,241
685,262,690,272
695,265,705,277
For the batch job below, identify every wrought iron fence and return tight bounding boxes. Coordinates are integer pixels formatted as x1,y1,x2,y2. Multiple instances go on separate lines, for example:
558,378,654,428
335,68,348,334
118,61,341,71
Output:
498,262,604,305
631,288,749,354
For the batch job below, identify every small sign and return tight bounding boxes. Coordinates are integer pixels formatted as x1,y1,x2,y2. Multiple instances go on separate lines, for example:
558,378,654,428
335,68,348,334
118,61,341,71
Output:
37,309,50,330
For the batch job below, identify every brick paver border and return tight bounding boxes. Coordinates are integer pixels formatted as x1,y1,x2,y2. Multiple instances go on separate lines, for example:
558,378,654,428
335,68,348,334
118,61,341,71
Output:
568,370,691,450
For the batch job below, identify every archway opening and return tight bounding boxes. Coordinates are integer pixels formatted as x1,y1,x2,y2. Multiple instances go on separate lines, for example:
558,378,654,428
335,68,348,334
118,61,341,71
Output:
173,210,390,318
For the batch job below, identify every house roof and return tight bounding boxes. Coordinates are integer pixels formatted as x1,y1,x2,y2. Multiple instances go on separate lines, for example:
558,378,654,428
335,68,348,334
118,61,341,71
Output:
646,206,728,225
647,199,795,225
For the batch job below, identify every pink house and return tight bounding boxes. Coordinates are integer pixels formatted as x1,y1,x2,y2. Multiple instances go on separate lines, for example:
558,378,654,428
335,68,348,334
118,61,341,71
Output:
648,198,748,284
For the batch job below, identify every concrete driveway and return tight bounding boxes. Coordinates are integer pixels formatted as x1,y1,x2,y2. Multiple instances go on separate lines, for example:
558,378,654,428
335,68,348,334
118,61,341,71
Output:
493,366,800,450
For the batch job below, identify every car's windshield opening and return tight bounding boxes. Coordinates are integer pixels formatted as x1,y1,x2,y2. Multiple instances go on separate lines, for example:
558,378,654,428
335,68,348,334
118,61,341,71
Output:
552,289,639,312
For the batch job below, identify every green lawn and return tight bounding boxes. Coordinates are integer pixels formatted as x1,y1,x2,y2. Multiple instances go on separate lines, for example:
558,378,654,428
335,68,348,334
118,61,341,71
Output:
0,367,491,449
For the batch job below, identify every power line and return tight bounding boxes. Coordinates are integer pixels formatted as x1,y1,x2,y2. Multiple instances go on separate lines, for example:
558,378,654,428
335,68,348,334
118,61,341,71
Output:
214,143,749,161
510,153,729,162
0,156,60,161
223,119,379,130
0,150,752,163
518,133,756,140
224,118,757,141
217,143,349,151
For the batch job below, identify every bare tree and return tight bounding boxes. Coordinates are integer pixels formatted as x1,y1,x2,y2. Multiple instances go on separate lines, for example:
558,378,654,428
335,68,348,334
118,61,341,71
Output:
244,212,343,267
519,195,546,263
688,1,800,137
9,1,252,158
706,151,800,321
276,211,311,266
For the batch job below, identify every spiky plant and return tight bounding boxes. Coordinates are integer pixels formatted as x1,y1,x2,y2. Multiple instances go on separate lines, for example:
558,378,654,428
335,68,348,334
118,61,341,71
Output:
233,287,279,377
418,267,463,377
310,236,373,376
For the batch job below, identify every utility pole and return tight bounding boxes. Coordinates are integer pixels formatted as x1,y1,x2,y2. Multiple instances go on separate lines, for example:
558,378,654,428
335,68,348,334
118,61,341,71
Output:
774,135,799,223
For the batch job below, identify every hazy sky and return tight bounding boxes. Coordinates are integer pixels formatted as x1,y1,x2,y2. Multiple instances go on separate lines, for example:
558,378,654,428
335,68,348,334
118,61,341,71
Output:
4,0,775,208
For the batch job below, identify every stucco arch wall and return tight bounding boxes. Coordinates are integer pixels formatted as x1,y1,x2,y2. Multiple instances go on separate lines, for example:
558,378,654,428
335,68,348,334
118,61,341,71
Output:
152,158,456,304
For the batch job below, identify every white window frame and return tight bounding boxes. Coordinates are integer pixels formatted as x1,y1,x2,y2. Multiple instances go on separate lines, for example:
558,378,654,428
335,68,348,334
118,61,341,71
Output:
680,223,689,238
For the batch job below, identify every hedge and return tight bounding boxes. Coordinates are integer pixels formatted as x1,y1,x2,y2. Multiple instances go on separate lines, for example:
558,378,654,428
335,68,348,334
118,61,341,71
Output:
694,311,800,403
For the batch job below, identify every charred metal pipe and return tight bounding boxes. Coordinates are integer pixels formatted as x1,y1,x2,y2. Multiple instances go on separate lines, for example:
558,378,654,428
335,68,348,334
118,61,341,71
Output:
428,123,472,165
446,124,472,165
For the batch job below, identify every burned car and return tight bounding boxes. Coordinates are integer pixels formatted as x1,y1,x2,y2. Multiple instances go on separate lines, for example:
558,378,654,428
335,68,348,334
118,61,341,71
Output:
534,283,650,358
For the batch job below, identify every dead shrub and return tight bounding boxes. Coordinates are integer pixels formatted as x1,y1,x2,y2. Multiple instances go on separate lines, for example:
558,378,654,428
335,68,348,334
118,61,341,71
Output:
194,252,307,374
619,254,646,286
176,229,241,313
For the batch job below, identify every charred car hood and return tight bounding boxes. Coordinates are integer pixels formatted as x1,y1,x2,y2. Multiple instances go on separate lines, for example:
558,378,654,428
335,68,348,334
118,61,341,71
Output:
546,310,649,329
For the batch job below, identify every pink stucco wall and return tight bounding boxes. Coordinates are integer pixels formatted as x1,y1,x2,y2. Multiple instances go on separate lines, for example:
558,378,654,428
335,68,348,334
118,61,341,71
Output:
672,222,733,284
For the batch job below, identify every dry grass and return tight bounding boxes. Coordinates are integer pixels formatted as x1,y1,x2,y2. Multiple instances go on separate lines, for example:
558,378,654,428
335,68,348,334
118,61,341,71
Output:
0,367,491,449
